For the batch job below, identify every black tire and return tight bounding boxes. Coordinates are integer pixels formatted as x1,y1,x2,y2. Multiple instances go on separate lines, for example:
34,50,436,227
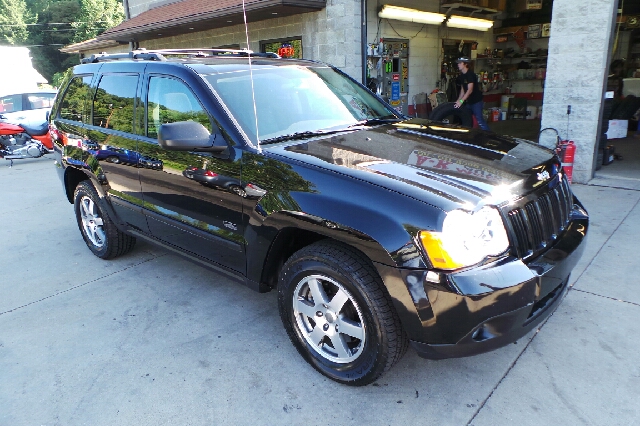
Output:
429,102,474,127
229,185,246,198
278,240,408,386
106,156,120,164
610,95,640,120
73,181,136,259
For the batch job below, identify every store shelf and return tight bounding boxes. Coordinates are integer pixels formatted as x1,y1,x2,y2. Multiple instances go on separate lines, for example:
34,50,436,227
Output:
476,56,547,61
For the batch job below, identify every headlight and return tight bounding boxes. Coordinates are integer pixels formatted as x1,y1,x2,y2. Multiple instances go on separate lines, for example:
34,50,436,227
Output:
419,206,510,270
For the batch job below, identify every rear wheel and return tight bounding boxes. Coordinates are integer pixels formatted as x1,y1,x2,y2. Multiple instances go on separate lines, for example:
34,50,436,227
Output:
278,241,408,386
106,156,120,164
229,185,246,198
73,181,136,259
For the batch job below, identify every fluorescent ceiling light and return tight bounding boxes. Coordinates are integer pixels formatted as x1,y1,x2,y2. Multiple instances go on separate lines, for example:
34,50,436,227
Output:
378,5,446,25
446,15,494,31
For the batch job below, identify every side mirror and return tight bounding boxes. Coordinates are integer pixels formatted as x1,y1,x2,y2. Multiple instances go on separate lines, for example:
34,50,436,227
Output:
158,121,228,153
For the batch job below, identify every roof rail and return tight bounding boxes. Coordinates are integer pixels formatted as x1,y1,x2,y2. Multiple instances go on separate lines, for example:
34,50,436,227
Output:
80,48,280,64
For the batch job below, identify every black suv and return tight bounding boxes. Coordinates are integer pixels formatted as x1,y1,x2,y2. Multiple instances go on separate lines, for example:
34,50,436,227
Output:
50,49,588,386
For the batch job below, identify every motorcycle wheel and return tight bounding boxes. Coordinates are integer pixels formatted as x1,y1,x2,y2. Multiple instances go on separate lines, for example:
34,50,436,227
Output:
73,181,136,259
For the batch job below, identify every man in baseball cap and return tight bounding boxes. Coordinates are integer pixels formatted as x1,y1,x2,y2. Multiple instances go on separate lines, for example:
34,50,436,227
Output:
454,57,490,130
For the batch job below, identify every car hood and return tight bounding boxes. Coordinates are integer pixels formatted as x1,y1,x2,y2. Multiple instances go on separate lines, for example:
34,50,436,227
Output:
267,118,561,210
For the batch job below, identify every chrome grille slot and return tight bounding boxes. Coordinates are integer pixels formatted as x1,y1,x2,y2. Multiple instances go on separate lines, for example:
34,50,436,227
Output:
506,178,574,259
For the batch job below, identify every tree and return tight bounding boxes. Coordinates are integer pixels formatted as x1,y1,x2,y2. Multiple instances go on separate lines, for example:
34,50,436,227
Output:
29,0,82,83
0,0,34,44
71,0,124,43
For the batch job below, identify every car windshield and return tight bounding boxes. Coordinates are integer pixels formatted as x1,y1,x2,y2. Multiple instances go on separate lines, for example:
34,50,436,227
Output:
202,64,399,145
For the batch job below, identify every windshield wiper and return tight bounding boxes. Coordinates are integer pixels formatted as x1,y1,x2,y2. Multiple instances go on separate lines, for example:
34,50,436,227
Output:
348,117,403,127
260,118,403,144
261,129,344,144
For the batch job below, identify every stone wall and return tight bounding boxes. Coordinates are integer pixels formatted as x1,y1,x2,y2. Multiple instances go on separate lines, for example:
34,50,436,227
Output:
92,0,362,80
540,0,618,183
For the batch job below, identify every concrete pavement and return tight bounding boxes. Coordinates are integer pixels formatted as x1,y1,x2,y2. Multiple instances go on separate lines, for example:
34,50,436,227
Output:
0,156,638,425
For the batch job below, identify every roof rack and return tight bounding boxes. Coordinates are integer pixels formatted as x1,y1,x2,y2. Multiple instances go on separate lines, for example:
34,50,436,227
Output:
81,48,280,64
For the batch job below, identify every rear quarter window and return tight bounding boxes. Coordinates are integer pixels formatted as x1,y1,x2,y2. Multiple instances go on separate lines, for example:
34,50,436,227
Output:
59,75,93,123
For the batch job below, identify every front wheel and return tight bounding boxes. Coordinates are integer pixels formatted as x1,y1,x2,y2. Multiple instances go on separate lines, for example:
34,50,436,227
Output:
278,241,408,386
73,181,136,259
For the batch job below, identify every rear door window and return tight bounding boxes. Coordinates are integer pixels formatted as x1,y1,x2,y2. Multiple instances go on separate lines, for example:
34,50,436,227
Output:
59,75,93,123
93,74,139,134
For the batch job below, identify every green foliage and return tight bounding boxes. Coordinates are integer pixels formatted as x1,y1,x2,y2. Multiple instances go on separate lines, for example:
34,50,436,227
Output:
71,0,124,43
17,0,124,83
0,0,35,44
52,70,70,88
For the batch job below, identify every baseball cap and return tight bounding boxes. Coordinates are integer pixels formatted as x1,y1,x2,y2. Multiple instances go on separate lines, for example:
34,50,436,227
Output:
457,57,471,63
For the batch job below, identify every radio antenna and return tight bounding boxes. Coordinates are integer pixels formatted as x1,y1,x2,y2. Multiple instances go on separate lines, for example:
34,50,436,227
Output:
241,0,261,152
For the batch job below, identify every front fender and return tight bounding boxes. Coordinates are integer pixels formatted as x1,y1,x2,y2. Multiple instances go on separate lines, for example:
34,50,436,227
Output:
244,172,446,281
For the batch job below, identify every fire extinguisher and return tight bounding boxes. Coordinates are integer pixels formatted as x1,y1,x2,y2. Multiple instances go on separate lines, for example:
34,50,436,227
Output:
556,140,576,183
539,127,576,184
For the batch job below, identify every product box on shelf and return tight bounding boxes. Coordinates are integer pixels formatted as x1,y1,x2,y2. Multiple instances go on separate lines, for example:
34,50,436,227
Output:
489,0,506,10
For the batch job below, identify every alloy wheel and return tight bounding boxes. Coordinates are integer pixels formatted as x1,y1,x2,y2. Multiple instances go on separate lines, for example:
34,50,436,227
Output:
79,195,106,247
293,274,366,363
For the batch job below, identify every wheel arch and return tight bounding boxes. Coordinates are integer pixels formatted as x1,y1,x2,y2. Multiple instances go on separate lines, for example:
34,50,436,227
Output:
249,208,418,291
63,165,90,204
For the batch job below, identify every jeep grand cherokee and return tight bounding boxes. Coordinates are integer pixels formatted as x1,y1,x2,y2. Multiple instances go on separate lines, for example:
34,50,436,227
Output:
50,49,588,385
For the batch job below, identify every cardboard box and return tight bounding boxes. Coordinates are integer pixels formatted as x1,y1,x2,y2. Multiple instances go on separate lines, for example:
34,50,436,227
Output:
623,78,640,97
515,0,542,12
489,0,506,10
606,119,628,139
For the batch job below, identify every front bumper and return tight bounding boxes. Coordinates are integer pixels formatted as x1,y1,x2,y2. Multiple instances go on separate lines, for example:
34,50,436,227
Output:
380,199,588,360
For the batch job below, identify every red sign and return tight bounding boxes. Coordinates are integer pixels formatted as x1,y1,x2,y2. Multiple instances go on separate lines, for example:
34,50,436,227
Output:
392,74,400,81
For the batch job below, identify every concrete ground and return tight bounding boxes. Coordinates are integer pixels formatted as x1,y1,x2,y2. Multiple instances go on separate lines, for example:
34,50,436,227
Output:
1,155,639,426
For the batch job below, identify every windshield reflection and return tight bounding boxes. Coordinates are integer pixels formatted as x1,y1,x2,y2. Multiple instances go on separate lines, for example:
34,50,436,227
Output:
203,65,399,145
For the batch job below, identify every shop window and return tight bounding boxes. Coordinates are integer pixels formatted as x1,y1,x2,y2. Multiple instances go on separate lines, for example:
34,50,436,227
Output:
261,38,302,59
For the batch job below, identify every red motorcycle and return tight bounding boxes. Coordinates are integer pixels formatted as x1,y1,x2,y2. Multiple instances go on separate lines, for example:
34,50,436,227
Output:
0,118,52,166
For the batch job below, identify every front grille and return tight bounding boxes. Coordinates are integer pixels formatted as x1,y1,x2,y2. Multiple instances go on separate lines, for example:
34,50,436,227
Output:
506,177,573,259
